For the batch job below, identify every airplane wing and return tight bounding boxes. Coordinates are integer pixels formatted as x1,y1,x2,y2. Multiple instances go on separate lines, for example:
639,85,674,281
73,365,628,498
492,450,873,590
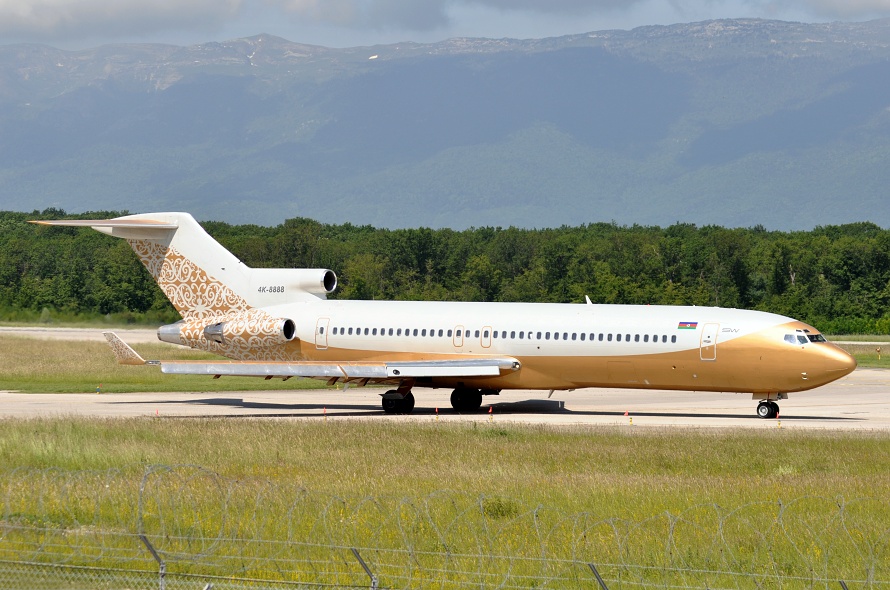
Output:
104,332,520,383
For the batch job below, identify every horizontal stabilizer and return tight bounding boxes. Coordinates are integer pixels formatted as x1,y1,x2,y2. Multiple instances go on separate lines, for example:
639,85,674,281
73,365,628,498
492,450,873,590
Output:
30,219,178,229
103,332,147,366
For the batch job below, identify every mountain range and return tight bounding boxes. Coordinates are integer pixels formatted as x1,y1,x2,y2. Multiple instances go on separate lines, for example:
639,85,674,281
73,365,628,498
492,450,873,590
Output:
2,18,889,229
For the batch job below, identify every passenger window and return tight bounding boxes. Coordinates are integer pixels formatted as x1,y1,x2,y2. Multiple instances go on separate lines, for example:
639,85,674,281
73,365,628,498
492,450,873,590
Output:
475,330,480,338
597,334,603,341
372,328,377,336
671,335,677,343
607,334,613,342
492,331,497,339
572,333,577,341
413,329,418,336
348,327,353,335
563,332,568,340
545,332,551,340
447,329,452,337
617,334,622,342
519,331,524,339
553,332,559,340
421,329,427,336
438,329,444,337
484,330,490,338
511,331,516,339
662,335,667,343
501,331,507,339
580,333,585,341
364,328,369,335
626,334,631,341
465,330,471,337
634,334,640,342
388,328,393,336
397,328,402,336
643,334,649,342
537,331,542,339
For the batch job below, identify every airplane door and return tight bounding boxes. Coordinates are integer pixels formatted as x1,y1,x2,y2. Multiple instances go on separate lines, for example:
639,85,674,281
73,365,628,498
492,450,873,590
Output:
315,318,330,350
700,323,719,361
453,325,464,348
481,326,492,348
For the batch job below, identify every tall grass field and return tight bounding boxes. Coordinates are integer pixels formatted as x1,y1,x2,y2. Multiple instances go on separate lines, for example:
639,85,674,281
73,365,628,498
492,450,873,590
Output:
1,333,888,587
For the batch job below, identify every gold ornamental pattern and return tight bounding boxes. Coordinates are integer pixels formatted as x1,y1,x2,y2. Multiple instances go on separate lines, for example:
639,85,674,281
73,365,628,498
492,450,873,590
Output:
103,333,145,365
178,309,297,361
127,240,250,320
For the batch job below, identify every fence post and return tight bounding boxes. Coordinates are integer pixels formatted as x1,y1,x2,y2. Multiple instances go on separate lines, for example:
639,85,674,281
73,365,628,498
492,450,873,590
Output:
139,534,166,590
588,563,609,590
351,548,379,590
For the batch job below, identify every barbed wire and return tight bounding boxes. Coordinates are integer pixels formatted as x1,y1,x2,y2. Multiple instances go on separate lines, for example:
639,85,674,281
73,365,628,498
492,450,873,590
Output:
0,465,887,588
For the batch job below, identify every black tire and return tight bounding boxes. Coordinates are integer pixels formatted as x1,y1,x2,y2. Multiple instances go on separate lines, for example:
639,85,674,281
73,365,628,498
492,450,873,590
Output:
402,392,415,414
769,401,780,419
451,388,483,413
382,391,415,414
756,401,771,419
382,394,400,414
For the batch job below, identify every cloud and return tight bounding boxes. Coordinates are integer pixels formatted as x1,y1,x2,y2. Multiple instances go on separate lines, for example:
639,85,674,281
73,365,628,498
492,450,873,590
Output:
0,0,240,41
739,0,890,19
269,0,644,32
272,0,450,30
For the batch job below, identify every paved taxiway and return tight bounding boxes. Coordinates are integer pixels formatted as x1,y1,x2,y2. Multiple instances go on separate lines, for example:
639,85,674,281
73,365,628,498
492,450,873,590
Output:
2,369,888,430
2,327,887,429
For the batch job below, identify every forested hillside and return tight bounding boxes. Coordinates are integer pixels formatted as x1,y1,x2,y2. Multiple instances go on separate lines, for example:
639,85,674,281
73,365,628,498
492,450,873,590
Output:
2,210,888,334
2,19,890,229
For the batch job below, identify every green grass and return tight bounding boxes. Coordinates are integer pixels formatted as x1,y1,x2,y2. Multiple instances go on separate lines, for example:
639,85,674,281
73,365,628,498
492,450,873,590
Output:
0,335,328,393
0,418,888,587
833,341,890,368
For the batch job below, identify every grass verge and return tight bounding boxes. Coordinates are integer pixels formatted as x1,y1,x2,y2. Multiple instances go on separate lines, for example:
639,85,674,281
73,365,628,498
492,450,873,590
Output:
0,419,888,586
0,335,327,393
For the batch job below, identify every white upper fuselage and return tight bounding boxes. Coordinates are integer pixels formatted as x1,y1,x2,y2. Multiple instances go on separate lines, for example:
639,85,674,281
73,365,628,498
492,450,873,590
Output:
266,299,855,394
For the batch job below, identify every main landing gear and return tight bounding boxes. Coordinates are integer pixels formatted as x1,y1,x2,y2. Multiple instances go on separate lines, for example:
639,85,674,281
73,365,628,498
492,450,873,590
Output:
380,387,499,415
450,388,483,413
450,388,499,413
756,400,780,419
381,390,415,414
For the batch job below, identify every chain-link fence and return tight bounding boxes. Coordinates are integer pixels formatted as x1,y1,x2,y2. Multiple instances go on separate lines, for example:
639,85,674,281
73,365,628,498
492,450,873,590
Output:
1,465,887,589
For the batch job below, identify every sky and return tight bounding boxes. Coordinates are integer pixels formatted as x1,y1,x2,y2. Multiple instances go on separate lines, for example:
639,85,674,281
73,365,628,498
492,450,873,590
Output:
1,0,889,50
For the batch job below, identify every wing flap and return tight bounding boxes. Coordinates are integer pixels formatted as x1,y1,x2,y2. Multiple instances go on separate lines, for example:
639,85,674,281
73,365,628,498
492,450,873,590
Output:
102,332,520,380
158,358,519,379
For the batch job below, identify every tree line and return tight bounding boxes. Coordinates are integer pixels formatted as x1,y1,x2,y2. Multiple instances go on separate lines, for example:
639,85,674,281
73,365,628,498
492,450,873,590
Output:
2,209,888,334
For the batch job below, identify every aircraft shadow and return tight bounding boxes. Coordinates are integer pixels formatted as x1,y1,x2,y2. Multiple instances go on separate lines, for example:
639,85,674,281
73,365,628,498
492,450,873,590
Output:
110,397,862,421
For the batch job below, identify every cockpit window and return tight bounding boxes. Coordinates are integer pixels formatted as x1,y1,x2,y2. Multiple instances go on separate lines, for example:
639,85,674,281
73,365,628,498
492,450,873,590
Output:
784,334,796,345
807,334,827,343
797,335,808,345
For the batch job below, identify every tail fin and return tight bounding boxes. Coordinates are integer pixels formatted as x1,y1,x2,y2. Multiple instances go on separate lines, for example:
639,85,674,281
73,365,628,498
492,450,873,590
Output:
31,212,337,320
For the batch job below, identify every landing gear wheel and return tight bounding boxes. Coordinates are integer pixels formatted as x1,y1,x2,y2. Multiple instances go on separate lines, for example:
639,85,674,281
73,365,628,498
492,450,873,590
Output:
382,391,415,414
450,388,483,413
756,401,779,419
402,391,416,414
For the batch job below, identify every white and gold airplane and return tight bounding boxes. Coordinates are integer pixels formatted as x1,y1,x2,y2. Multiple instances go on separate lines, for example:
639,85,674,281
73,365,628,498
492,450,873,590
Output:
33,212,856,418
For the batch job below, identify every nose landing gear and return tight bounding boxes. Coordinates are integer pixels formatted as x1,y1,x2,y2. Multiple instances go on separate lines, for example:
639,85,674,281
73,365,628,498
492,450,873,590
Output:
756,400,780,419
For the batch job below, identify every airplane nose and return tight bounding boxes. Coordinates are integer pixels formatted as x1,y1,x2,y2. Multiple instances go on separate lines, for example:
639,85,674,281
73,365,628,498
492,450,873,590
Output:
820,343,857,378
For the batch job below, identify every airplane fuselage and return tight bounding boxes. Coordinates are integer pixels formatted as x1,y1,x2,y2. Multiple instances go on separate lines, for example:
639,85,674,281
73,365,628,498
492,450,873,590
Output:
266,300,854,395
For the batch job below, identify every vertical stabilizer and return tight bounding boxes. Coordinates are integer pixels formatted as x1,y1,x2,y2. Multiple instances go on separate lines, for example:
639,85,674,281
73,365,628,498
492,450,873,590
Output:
31,212,337,321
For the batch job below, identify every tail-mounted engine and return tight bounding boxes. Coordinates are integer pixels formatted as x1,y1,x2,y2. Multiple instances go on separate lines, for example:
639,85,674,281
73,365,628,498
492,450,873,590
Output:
158,312,296,350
